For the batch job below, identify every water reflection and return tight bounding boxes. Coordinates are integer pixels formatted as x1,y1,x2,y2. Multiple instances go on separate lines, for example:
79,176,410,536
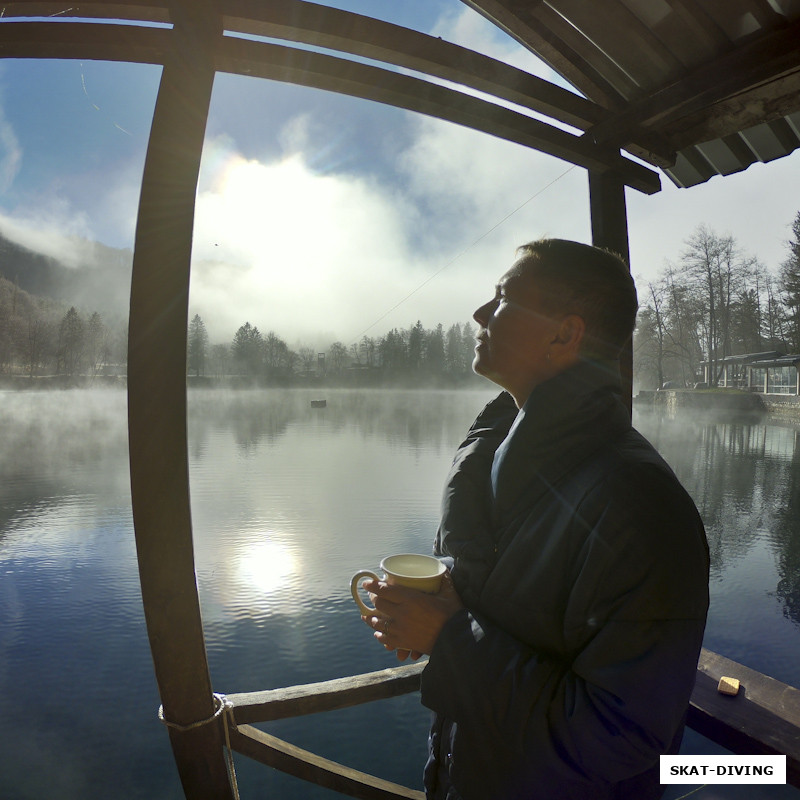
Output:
187,387,490,457
634,409,800,683
774,461,800,627
1,389,799,799
238,536,298,595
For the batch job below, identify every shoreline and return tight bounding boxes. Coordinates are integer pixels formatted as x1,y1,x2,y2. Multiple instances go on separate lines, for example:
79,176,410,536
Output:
635,388,800,419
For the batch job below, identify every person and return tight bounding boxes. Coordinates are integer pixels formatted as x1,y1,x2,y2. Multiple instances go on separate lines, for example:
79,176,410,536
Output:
360,238,710,800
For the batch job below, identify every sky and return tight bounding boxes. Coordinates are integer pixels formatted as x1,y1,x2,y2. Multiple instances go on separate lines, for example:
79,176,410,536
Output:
0,2,798,349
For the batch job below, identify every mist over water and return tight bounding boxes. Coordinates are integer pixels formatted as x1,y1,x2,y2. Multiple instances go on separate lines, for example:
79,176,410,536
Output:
0,388,798,799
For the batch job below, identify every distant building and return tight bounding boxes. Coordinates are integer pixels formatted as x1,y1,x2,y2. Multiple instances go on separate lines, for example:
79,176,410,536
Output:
701,352,800,395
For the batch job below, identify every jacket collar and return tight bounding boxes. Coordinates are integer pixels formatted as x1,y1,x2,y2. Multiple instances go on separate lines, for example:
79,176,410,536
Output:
491,359,631,520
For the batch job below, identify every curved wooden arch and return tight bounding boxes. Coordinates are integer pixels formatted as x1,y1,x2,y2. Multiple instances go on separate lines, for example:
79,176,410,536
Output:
126,4,236,797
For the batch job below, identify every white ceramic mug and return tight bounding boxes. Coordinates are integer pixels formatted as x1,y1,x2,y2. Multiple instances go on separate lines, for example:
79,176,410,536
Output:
350,553,446,615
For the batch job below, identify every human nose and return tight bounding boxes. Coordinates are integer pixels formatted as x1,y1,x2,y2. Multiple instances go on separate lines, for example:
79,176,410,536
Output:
473,298,496,326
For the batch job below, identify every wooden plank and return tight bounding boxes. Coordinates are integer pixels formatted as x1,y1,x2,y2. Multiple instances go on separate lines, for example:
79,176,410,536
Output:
127,2,235,798
661,0,731,51
585,17,800,150
0,20,170,63
549,0,684,89
228,724,426,800
458,0,629,108
663,71,800,150
0,0,169,21
227,662,426,725
688,648,800,788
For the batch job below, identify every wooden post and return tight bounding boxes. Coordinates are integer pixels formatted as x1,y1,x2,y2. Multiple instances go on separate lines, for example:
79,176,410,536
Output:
589,168,633,413
128,3,234,798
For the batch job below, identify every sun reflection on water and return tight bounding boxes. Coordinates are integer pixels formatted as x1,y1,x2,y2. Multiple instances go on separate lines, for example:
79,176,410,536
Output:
237,536,298,596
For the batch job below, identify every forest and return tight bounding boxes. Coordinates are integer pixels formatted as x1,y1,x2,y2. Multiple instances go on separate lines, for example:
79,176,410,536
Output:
1,211,798,390
633,211,800,390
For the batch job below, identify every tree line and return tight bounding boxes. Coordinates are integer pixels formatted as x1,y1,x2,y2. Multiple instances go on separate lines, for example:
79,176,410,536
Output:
634,211,800,390
4,209,798,389
190,315,481,387
0,277,127,379
0,277,479,387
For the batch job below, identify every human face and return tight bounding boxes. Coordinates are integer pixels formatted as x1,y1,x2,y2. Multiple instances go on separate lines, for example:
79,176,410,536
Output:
472,259,560,406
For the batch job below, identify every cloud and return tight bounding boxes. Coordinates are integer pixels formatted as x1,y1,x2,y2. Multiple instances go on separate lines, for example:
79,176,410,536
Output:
0,105,22,193
187,106,598,348
190,139,425,345
0,205,97,269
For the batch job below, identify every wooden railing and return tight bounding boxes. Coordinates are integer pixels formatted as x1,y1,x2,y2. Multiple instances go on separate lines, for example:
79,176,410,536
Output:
222,649,800,798
226,663,426,800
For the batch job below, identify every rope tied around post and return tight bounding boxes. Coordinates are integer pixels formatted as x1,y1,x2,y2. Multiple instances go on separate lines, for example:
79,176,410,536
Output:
158,693,241,799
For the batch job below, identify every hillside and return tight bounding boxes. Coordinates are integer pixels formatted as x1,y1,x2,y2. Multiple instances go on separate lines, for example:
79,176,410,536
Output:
0,231,132,315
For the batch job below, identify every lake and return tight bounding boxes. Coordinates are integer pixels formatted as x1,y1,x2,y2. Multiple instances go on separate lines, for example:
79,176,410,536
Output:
0,387,798,799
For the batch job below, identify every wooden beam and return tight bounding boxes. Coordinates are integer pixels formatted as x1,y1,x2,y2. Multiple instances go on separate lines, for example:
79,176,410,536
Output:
458,0,629,108
589,168,632,415
0,20,170,63
228,725,425,800
0,19,660,190
127,2,235,798
0,0,608,130
663,71,800,150
216,35,661,194
227,662,425,725
222,0,606,132
543,0,684,90
689,648,800,788
0,0,169,21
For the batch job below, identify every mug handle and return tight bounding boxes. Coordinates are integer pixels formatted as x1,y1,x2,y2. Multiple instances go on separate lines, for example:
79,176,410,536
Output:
351,570,381,615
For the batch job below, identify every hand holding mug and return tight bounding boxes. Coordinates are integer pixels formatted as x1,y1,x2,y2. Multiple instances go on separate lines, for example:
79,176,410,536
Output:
350,553,446,615
351,554,463,656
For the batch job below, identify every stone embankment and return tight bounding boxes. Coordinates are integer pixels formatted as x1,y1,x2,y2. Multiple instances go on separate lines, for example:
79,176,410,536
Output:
635,389,800,418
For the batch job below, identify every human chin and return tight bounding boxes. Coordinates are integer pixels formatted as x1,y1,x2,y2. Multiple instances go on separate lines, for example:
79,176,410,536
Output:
472,346,494,378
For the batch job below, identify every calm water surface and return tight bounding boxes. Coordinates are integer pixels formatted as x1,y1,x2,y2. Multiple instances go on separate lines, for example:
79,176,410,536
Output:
0,388,798,799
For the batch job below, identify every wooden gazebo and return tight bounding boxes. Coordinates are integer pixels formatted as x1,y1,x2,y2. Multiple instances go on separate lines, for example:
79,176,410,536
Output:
3,2,800,797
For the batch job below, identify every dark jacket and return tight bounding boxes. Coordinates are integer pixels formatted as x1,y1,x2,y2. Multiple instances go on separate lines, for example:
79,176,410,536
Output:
421,360,709,800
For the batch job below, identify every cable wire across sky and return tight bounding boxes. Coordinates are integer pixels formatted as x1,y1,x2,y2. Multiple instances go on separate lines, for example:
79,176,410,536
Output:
350,163,577,343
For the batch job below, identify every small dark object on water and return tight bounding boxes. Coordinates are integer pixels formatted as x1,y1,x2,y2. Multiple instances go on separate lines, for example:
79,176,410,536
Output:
311,399,327,408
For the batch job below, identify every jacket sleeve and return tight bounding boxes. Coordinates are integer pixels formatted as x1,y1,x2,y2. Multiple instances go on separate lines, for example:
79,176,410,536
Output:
420,464,709,797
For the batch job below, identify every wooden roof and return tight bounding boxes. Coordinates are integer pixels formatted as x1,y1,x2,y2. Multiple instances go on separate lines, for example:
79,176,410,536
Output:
2,0,799,192
463,0,800,187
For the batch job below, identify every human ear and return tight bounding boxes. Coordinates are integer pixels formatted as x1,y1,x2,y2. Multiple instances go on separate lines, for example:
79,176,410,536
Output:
552,314,585,352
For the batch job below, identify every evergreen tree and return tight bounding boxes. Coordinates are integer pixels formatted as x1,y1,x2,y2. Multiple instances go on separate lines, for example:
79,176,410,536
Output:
57,306,85,376
231,322,263,376
779,211,800,351
425,323,446,375
85,311,109,377
188,314,209,377
379,328,407,372
445,323,463,375
407,320,425,371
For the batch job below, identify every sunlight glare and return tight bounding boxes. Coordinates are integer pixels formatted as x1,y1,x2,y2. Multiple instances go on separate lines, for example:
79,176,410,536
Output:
238,537,297,595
